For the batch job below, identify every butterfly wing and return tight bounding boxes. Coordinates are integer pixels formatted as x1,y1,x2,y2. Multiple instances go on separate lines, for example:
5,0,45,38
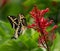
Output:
22,18,27,26
8,14,27,39
8,16,18,29
18,14,27,35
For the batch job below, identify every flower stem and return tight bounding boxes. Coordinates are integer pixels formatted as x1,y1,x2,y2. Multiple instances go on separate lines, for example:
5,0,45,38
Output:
43,34,50,51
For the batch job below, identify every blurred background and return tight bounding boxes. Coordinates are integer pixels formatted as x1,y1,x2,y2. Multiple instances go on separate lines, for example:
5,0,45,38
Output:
0,0,60,23
0,0,60,51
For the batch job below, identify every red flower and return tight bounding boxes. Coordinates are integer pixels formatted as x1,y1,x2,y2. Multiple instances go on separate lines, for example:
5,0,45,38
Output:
28,6,54,35
51,25,58,32
28,6,58,48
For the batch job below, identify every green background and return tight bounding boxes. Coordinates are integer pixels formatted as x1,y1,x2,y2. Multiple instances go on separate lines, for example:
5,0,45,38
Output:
0,0,60,51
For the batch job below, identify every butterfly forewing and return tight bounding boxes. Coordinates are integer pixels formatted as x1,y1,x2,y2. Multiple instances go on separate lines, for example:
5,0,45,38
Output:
8,16,18,29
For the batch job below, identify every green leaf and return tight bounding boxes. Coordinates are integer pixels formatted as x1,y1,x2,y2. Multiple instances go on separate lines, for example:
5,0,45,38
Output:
0,21,13,45
51,32,60,51
0,21,41,51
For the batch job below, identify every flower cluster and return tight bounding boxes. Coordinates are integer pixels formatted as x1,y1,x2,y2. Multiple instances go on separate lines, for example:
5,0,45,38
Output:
28,6,58,49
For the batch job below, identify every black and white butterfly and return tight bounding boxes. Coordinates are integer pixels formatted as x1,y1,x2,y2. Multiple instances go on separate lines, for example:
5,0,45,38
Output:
8,14,27,39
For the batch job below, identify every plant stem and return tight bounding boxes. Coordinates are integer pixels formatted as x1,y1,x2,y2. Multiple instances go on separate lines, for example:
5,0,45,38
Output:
43,34,50,51
40,30,50,51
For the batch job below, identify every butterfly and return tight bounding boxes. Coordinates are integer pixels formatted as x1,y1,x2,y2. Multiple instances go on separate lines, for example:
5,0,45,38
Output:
8,14,27,39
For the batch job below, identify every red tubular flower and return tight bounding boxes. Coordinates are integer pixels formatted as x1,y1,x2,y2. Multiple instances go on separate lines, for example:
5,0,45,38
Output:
51,25,58,32
28,24,36,28
29,6,52,35
28,6,58,49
